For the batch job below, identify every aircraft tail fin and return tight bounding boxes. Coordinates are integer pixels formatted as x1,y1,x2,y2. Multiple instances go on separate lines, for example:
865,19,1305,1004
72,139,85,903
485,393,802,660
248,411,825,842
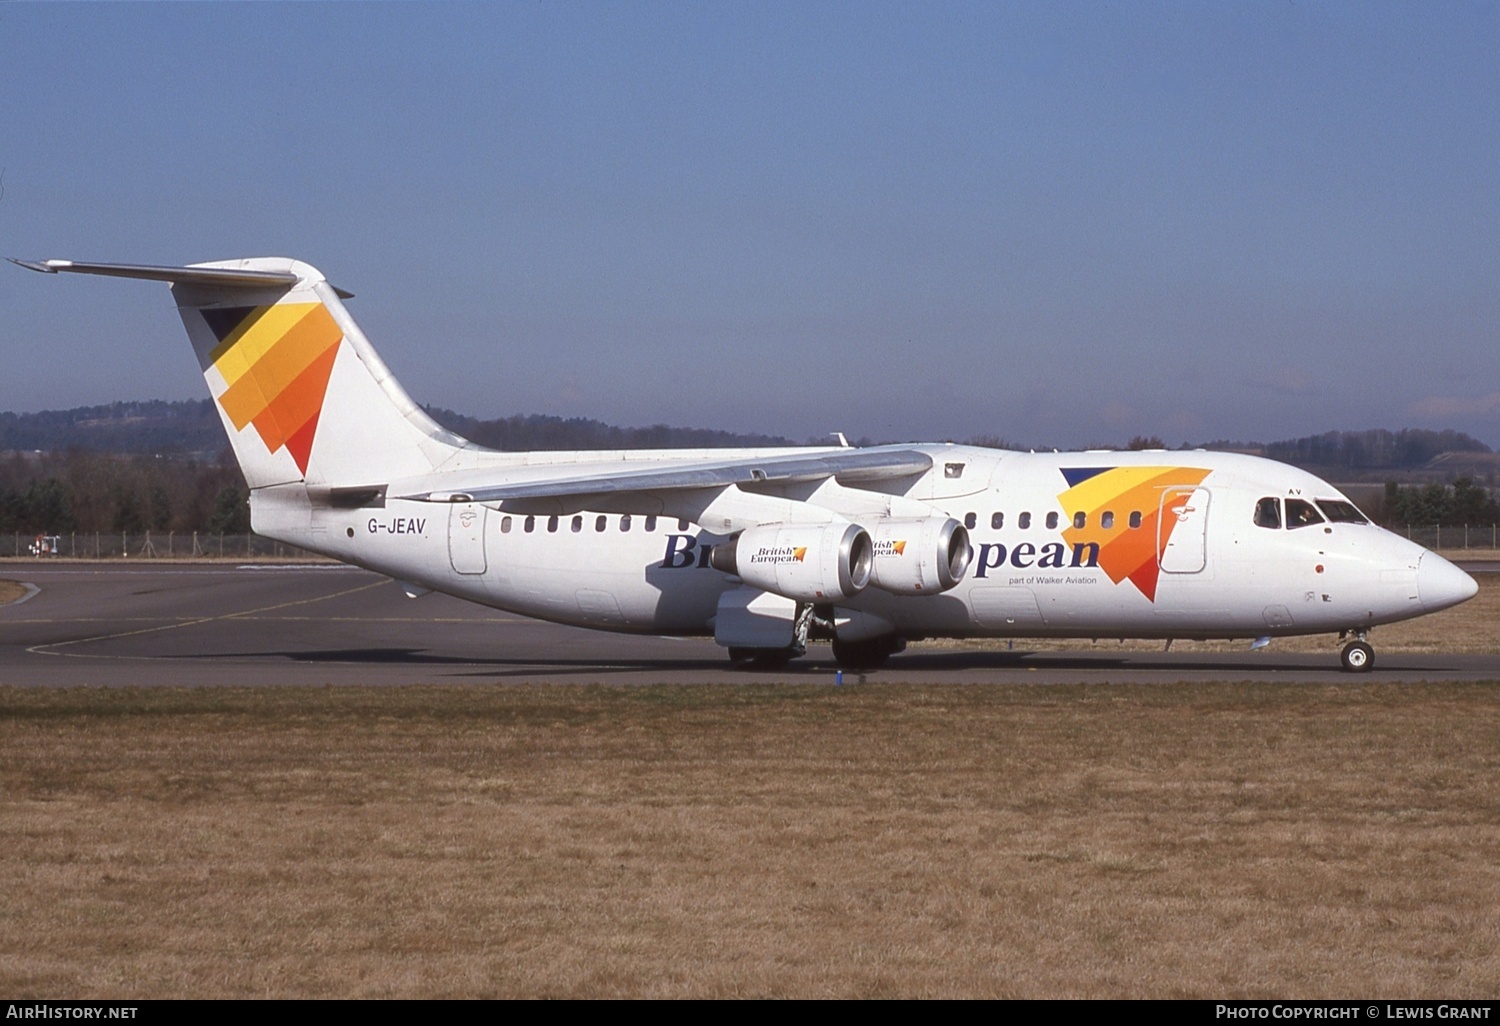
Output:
14,258,467,491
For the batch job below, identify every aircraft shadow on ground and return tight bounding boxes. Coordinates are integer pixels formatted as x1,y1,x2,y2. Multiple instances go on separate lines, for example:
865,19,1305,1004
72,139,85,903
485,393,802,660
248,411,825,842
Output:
162,645,1463,678
179,647,734,678
846,649,1468,675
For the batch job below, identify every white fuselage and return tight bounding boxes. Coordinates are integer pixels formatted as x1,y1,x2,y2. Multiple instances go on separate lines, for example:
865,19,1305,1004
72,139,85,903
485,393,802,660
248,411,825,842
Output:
250,444,1473,642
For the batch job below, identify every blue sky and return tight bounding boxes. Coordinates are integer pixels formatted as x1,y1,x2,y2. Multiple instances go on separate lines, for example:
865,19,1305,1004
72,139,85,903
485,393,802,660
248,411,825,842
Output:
2,1,1496,448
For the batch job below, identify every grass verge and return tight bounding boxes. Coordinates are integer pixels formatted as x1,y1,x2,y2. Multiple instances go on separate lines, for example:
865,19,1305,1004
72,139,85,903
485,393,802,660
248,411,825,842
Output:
1,682,1497,998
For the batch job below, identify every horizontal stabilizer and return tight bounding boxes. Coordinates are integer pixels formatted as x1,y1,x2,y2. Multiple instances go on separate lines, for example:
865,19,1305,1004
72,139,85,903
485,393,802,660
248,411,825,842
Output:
8,259,354,298
11,258,298,288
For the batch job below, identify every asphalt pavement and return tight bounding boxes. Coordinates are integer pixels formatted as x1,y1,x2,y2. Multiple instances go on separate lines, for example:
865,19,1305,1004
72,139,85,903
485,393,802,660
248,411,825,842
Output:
2,562,1497,686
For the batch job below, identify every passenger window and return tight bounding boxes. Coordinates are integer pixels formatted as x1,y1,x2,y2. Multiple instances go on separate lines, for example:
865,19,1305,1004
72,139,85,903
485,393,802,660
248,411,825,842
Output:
1316,500,1368,525
524,515,535,533
547,515,559,533
646,515,658,532
964,512,977,530
1019,512,1032,530
501,516,512,533
571,515,583,533
1129,511,1142,529
1073,512,1086,529
1254,497,1282,529
1045,512,1059,530
1285,499,1324,530
678,518,689,531
621,514,632,532
991,512,1004,530
595,515,607,532
1101,511,1114,529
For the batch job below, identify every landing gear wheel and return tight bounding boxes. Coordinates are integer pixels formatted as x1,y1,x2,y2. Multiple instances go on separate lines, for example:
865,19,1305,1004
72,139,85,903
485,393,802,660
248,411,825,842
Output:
727,647,794,671
1340,640,1375,673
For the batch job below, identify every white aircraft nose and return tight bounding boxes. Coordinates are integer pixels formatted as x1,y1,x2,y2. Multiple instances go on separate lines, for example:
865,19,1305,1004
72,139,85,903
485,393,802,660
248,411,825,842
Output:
1417,552,1479,613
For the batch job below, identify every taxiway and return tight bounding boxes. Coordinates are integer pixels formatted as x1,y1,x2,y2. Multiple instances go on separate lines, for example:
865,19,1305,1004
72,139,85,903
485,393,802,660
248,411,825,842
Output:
2,562,1497,686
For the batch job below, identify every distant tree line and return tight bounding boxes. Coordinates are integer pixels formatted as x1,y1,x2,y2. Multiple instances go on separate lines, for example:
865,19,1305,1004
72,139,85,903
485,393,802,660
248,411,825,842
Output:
423,408,799,451
0,402,805,537
0,400,226,456
5,400,1500,535
1202,429,1491,469
0,449,249,537
0,401,803,458
1269,429,1489,468
1383,478,1500,527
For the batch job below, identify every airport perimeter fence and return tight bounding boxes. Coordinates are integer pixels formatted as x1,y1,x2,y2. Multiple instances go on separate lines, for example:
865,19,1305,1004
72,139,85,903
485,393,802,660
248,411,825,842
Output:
2,531,325,561
4,525,1499,560
1399,525,1500,551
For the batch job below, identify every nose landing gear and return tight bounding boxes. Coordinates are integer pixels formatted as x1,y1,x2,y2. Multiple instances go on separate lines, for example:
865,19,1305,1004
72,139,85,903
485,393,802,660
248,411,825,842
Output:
1339,630,1375,673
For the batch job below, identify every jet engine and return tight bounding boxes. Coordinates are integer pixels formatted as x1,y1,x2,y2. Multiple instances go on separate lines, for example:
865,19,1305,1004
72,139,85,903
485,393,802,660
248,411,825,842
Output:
709,522,873,602
866,516,973,595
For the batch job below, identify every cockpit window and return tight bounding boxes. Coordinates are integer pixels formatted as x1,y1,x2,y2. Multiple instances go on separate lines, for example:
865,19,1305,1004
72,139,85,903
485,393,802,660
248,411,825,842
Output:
1316,500,1369,524
1285,498,1325,530
1254,497,1282,529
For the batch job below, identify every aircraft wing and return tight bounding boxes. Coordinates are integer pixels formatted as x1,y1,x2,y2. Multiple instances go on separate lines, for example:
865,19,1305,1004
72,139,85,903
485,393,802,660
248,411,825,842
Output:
398,447,934,503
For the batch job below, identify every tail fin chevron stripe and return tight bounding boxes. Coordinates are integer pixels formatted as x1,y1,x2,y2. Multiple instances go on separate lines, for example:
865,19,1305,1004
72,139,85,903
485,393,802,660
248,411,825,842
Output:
14,257,465,491
201,302,344,474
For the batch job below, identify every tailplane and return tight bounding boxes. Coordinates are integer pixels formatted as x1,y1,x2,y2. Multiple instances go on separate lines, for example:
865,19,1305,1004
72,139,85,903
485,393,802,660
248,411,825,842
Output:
12,258,466,490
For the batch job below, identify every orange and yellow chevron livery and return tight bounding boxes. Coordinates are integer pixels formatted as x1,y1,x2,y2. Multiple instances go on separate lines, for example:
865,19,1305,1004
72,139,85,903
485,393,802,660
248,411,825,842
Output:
201,302,344,475
1058,466,1211,602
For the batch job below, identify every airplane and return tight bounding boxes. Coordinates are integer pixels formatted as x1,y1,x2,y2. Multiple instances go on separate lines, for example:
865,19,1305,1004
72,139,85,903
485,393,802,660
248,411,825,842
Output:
12,256,1480,673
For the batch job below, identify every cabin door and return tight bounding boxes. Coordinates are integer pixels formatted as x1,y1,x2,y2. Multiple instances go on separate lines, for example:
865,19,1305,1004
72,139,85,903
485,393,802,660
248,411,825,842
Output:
447,503,488,575
1158,486,1209,575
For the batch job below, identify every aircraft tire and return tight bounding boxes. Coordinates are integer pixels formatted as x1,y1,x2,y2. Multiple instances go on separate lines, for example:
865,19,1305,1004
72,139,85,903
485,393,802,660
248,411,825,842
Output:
1340,640,1375,673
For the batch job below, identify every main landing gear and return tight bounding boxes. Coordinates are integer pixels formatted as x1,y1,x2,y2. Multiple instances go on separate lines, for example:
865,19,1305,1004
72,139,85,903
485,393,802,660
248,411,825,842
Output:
727,604,812,671
727,608,910,671
1339,630,1375,673
731,635,907,671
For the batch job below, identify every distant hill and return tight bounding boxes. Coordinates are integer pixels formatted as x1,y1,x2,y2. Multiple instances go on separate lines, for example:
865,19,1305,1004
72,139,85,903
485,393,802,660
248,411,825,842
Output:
1,403,1489,471
0,400,801,457
1200,429,1491,470
0,400,227,457
4,404,1496,536
422,408,799,451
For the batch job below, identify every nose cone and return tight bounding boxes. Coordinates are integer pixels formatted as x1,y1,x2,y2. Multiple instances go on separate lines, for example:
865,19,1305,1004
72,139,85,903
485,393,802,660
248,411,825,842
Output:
1418,552,1479,613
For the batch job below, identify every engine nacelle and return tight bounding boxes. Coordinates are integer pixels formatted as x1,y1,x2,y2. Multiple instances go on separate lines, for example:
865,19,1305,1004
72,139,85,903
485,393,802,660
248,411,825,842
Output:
710,522,872,602
867,516,973,595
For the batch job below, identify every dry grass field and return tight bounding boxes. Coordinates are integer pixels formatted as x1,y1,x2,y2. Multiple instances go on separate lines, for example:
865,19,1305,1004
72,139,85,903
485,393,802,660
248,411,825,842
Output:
1,681,1498,999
